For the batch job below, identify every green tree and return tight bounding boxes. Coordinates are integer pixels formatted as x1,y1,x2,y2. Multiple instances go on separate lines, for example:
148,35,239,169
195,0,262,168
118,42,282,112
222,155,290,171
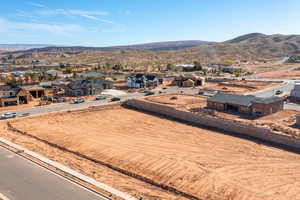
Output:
5,77,17,86
224,58,234,66
193,61,202,70
166,63,175,71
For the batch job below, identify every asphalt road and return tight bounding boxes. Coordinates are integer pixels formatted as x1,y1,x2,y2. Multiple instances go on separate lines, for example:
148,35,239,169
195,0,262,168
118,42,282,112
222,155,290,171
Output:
0,146,107,200
252,80,295,97
1,93,144,117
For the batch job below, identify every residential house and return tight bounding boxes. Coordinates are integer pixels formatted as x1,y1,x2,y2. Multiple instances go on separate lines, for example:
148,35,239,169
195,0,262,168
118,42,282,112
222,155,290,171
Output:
207,93,284,116
65,79,113,96
296,114,300,126
175,64,196,72
171,74,205,87
221,66,242,73
0,85,42,107
11,71,25,78
46,69,63,78
127,74,159,88
82,72,104,79
290,81,300,100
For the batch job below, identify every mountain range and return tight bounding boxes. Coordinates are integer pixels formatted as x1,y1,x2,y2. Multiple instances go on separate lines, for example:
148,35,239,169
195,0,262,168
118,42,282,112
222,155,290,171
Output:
1,33,300,64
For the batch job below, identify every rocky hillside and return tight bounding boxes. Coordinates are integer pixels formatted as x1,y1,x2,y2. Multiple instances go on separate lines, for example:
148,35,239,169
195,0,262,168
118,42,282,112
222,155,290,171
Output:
2,33,300,66
7,40,210,53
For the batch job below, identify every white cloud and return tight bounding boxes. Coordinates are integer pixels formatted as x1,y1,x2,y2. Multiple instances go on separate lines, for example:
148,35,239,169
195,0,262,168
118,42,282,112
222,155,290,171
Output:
36,9,108,17
31,8,113,24
29,2,46,8
80,14,114,24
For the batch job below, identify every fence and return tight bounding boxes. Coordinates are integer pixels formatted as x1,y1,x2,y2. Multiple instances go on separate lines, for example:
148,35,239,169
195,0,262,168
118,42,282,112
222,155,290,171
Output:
125,99,300,150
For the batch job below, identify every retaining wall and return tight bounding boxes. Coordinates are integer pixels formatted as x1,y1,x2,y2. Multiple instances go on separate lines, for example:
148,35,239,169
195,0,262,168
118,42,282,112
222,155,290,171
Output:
125,99,300,150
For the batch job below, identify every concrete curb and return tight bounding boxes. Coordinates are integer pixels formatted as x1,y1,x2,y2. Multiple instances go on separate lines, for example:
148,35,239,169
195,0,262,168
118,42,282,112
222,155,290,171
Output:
0,137,136,200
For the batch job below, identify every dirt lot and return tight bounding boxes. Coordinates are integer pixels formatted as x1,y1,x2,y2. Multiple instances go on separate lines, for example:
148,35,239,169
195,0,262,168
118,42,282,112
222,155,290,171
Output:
244,63,300,74
164,80,282,94
145,93,207,109
2,107,300,200
257,70,300,79
204,80,281,94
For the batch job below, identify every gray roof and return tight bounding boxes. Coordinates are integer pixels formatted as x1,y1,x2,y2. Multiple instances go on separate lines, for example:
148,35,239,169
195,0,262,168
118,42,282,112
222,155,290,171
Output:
208,93,283,107
252,96,284,104
208,93,257,107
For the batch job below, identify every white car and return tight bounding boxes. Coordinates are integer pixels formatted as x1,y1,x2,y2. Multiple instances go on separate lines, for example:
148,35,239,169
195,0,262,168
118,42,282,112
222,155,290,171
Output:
95,95,107,100
0,112,17,119
73,98,85,104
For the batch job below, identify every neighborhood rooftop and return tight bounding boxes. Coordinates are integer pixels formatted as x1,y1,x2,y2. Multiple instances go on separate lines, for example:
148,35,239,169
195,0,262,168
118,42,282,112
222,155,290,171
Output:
208,93,284,107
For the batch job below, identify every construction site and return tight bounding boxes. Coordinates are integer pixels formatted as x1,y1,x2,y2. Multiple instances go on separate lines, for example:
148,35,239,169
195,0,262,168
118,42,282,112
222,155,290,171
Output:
1,103,300,200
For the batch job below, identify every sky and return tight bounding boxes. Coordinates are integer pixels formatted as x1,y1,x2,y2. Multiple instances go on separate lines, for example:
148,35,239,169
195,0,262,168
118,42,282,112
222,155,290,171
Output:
0,0,300,46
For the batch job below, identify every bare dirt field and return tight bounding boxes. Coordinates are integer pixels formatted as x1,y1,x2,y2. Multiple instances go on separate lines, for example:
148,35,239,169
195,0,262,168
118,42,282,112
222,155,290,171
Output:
2,107,300,200
242,62,300,74
145,93,207,109
164,80,282,94
205,80,281,94
257,70,300,79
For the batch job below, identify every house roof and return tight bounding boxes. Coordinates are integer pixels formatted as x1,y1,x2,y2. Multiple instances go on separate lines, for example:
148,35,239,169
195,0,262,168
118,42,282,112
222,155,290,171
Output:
46,69,62,74
252,96,284,104
21,85,44,91
208,93,256,107
208,93,284,107
83,72,103,78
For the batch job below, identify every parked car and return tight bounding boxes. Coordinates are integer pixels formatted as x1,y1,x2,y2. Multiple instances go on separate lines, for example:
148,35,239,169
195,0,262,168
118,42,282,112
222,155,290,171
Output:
275,90,283,95
0,112,17,119
145,91,155,96
111,97,121,101
95,95,107,100
73,98,85,104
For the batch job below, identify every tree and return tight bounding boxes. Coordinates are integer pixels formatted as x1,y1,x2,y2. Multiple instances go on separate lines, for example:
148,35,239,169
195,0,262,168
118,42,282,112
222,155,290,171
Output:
29,73,38,81
224,58,234,66
5,77,17,86
166,63,175,71
193,61,202,70
112,64,123,71
17,78,23,85
24,73,30,83
233,68,243,77
72,72,78,78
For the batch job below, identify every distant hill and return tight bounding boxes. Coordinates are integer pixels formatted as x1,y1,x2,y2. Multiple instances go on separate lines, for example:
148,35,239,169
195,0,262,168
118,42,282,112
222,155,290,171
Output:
6,40,210,53
188,33,300,61
109,40,211,50
0,44,52,51
226,33,266,43
3,33,300,66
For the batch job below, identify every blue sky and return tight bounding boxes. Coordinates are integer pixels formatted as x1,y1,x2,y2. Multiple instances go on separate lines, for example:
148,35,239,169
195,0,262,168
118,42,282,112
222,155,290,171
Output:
0,0,300,46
